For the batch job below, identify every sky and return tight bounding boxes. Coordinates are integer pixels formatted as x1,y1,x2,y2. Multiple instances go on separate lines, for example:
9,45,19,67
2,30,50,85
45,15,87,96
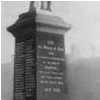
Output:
1,1,100,63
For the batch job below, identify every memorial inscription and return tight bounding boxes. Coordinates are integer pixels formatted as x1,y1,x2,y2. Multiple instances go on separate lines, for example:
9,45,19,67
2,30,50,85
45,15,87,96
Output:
37,32,66,100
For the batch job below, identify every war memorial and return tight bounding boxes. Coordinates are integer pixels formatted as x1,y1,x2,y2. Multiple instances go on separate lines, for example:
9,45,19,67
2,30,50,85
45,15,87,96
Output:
7,1,70,100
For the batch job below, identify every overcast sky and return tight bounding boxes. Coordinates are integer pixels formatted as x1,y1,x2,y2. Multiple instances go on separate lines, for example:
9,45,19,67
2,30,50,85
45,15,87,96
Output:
1,1,100,63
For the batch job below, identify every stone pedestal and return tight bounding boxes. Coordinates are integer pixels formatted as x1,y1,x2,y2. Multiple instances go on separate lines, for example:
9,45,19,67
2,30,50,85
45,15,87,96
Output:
7,9,70,100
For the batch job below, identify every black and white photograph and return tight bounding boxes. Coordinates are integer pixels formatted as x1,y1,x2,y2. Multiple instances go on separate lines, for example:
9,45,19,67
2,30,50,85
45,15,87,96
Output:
1,1,100,100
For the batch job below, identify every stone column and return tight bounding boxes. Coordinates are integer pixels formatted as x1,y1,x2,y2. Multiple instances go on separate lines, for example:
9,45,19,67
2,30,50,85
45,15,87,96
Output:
7,2,70,100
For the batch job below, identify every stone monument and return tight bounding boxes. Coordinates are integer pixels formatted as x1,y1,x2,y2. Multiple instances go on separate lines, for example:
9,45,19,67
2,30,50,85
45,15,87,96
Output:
7,1,70,100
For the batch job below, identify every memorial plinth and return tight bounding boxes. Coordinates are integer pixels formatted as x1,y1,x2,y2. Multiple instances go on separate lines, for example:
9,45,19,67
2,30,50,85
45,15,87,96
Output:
7,8,70,100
